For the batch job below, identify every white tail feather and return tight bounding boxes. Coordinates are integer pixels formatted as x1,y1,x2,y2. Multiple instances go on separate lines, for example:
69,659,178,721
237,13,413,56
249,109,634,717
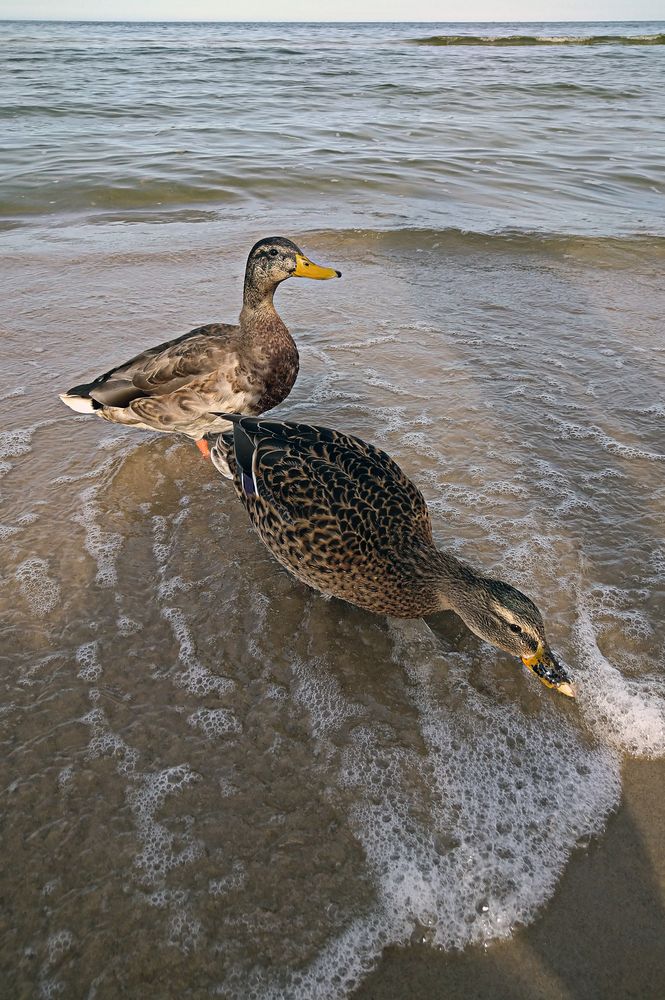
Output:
59,392,95,414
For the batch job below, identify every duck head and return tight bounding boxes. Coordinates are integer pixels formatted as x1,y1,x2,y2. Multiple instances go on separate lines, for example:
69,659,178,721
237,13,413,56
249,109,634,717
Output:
243,237,341,307
453,576,575,697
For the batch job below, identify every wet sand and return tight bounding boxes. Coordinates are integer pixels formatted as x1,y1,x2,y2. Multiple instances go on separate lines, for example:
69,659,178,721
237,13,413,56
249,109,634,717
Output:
1,221,664,998
356,758,665,999
4,18,665,997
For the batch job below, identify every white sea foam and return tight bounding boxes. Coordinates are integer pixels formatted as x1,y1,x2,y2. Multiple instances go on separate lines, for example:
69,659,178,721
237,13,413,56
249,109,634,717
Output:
0,385,26,402
244,589,270,658
0,427,33,461
128,766,204,886
81,704,205,951
38,978,64,999
215,619,621,1000
57,766,74,790
82,707,139,775
364,370,412,397
550,417,665,461
574,603,665,758
17,511,39,526
74,483,123,587
307,371,358,405
162,606,235,697
291,657,362,739
187,707,242,739
152,514,234,697
209,861,247,897
0,419,57,477
16,557,60,614
372,405,408,437
116,615,140,636
76,641,102,682
46,930,74,967
168,907,203,953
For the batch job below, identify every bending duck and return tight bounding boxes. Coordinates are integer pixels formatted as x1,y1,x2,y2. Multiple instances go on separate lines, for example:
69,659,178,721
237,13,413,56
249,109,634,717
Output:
211,415,575,697
59,237,341,456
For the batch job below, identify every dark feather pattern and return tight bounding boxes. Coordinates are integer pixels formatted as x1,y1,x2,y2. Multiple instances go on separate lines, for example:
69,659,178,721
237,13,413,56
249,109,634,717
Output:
216,414,446,617
213,415,575,695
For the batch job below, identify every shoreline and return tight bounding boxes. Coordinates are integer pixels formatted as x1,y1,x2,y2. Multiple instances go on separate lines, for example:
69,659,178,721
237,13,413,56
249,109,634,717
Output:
354,757,665,999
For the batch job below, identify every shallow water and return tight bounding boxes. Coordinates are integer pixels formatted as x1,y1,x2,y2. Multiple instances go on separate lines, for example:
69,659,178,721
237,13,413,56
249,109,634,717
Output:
1,20,665,1000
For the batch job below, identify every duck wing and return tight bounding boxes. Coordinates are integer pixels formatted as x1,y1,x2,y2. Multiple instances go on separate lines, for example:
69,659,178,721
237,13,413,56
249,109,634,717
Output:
80,323,240,408
221,415,433,572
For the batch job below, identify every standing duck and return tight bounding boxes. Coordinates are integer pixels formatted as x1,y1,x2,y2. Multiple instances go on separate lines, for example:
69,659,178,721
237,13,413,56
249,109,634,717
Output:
211,414,575,698
58,237,341,456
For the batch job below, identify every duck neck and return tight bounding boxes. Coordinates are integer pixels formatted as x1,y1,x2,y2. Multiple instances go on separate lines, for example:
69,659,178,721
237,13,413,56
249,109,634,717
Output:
242,270,276,310
411,543,483,617
240,276,288,337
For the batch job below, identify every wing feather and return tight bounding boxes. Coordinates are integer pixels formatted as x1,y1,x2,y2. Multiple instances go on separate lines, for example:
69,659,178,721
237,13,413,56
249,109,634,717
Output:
87,324,239,408
228,418,433,580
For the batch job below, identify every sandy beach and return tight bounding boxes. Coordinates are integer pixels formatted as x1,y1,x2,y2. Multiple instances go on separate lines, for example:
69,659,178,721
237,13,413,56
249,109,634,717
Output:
356,758,665,999
2,20,664,999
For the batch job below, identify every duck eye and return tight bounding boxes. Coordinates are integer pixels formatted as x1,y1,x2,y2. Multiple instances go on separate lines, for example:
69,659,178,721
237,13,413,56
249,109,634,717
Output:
508,623,522,634
269,248,278,257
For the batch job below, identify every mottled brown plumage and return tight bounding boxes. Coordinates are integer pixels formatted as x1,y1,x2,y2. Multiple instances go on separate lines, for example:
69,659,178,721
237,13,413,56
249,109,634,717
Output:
58,237,340,442
211,415,575,697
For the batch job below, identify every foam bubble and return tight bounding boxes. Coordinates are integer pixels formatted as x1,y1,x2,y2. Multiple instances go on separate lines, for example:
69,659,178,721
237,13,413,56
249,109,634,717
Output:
81,707,204,903
74,484,123,587
0,420,56,478
168,907,203,953
550,417,665,461
162,607,234,698
364,370,412,397
76,641,102,682
0,385,26,402
128,766,203,886
116,615,140,636
46,930,73,967
82,707,139,776
209,861,247,897
158,575,191,600
18,512,39,525
337,626,620,952
187,708,242,739
372,405,408,437
291,657,362,738
574,604,665,758
38,978,64,999
16,557,60,614
0,428,33,461
152,513,234,698
58,766,74,790
307,371,360,405
211,621,620,1000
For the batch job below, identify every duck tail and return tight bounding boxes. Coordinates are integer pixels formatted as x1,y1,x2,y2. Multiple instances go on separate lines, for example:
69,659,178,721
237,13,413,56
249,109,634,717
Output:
59,382,102,414
209,430,234,479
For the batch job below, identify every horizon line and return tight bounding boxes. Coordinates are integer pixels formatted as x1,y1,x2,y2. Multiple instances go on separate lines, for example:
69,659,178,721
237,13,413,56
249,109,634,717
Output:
1,18,662,24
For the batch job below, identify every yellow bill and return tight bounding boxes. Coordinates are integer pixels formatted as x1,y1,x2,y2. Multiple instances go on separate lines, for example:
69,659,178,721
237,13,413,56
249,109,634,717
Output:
522,646,576,698
293,253,341,280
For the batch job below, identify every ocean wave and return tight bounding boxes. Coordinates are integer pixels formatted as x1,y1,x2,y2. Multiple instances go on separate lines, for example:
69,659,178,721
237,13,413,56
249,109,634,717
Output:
310,226,665,255
413,33,665,46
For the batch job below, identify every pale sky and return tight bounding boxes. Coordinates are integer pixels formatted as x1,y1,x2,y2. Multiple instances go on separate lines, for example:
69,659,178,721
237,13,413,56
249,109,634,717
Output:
1,0,664,21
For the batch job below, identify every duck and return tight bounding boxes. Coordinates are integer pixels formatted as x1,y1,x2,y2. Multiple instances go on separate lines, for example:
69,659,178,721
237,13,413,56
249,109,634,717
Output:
58,237,341,457
210,414,575,698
